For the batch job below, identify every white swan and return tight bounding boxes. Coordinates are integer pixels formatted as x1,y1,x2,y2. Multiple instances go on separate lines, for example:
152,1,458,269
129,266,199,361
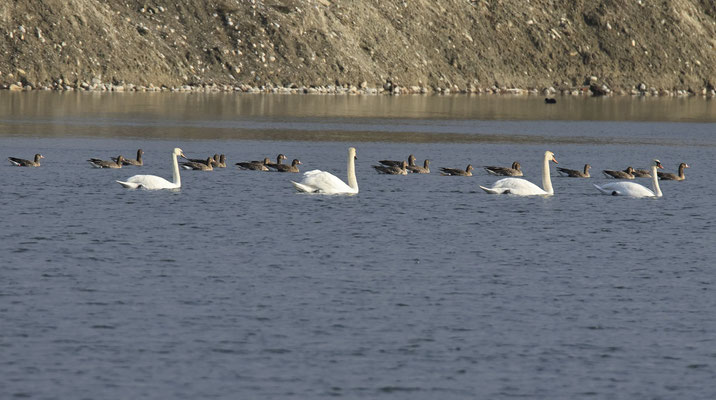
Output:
291,147,358,194
593,160,663,198
116,148,185,190
479,151,558,196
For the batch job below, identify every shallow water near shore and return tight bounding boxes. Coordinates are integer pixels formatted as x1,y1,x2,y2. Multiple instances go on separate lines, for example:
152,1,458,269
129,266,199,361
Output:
1,93,715,399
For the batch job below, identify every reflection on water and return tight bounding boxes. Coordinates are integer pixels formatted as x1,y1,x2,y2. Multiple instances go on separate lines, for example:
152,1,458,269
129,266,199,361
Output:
0,92,714,144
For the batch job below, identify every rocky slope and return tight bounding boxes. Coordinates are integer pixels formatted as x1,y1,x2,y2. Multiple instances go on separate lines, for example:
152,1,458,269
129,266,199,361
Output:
0,0,714,95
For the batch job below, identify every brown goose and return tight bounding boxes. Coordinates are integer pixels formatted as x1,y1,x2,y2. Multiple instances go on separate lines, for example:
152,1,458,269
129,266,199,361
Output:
266,154,287,168
484,161,523,176
214,154,226,168
632,168,652,178
379,154,416,168
184,153,218,164
8,154,44,167
181,157,214,171
407,159,430,174
603,167,635,179
113,149,143,166
373,160,408,175
89,155,124,168
658,162,689,181
236,157,271,171
557,164,591,178
270,159,302,173
440,164,474,176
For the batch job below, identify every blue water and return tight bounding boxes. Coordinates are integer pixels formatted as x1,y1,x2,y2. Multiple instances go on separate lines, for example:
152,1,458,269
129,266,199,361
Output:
1,93,715,399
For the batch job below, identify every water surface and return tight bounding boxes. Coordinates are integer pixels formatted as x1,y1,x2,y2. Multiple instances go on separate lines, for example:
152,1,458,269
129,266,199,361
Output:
1,93,715,399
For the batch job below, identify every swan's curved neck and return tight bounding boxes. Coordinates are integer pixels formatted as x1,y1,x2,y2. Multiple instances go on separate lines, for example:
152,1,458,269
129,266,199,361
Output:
542,154,553,194
172,152,181,187
347,152,358,192
651,165,662,197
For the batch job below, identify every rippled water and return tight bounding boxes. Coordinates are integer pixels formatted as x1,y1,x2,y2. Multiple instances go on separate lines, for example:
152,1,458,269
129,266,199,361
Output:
1,93,715,399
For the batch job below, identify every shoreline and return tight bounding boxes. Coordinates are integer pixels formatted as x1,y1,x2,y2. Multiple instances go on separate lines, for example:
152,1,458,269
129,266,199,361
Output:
3,81,715,98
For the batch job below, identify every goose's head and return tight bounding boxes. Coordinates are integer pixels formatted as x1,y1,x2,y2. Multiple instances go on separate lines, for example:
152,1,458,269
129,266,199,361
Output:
263,157,271,164
545,151,557,164
35,154,45,160
585,164,591,171
408,154,416,163
138,149,144,155
653,159,663,169
466,164,474,172
680,162,689,169
625,166,635,174
173,148,185,158
292,159,302,166
424,159,430,167
349,147,357,160
278,154,287,160
512,161,521,170
116,155,125,163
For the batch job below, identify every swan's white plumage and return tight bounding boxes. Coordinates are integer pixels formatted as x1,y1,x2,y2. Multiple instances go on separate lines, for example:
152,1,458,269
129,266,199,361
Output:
116,148,184,190
479,151,557,196
291,147,358,194
480,178,548,195
593,161,663,198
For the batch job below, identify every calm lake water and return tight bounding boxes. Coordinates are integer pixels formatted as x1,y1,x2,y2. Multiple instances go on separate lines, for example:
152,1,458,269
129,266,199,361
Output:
1,92,715,399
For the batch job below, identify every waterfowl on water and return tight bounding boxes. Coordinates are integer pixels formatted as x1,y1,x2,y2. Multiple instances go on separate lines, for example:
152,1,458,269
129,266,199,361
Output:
484,161,523,176
181,157,214,171
632,168,652,178
407,159,430,174
8,154,44,167
440,164,474,176
594,160,664,198
479,151,558,196
292,147,359,194
270,159,302,173
658,162,689,181
89,155,124,168
557,164,591,178
117,148,185,190
379,154,416,168
603,167,635,179
113,149,143,166
214,154,227,168
266,154,288,168
373,160,408,175
236,157,271,171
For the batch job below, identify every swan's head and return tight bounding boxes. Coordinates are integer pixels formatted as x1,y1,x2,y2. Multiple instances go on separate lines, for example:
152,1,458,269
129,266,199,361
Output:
349,147,357,160
545,151,557,164
173,148,185,158
653,159,663,169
